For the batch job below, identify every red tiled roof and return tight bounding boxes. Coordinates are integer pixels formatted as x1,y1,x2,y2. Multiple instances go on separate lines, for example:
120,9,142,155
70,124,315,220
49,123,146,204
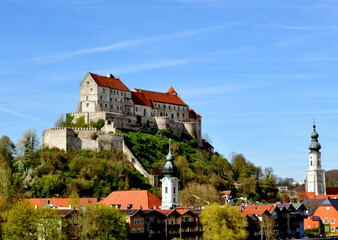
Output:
221,190,232,195
134,89,187,106
167,87,177,94
89,73,130,92
245,205,277,214
99,190,161,210
132,91,157,108
26,198,98,207
242,208,269,216
189,109,202,119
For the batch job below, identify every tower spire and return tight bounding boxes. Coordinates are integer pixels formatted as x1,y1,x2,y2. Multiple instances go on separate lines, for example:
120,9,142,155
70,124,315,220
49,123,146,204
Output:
309,121,321,153
162,139,177,177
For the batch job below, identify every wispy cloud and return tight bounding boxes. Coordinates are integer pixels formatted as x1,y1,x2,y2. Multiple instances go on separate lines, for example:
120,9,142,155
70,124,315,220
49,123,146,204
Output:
0,106,50,125
32,24,236,63
111,58,192,74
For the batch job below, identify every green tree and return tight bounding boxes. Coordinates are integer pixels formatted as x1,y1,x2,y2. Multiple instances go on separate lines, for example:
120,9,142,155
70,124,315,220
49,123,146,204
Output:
200,202,247,240
77,205,127,240
36,208,64,240
2,201,37,240
0,157,12,203
0,135,15,164
16,129,39,158
32,174,64,198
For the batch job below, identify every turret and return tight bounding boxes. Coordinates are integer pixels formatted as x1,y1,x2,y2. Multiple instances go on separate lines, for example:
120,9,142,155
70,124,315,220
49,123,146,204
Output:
162,139,177,177
309,122,321,153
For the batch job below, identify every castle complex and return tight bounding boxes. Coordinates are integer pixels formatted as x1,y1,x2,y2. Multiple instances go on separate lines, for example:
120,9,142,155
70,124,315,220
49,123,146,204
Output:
306,123,326,195
43,72,203,185
75,72,201,145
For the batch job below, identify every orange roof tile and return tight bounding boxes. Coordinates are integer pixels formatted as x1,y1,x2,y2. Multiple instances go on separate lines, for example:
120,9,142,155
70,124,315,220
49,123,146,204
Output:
26,198,98,207
99,190,161,210
221,190,232,195
89,73,130,92
132,91,154,108
242,208,270,216
245,205,277,214
134,89,187,106
167,87,177,94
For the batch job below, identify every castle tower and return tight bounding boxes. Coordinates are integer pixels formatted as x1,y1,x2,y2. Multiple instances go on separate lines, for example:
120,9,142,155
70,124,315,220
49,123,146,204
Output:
160,139,179,209
306,122,326,195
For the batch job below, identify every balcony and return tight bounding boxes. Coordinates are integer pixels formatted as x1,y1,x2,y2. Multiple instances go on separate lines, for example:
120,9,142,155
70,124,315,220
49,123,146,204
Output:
182,231,198,237
167,224,180,228
149,222,165,230
182,221,197,227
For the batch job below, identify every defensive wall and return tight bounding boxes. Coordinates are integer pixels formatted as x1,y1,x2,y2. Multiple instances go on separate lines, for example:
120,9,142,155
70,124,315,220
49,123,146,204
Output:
69,111,202,145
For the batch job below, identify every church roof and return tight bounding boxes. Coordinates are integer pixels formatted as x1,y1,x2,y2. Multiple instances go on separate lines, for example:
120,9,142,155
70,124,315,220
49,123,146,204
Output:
133,88,187,106
89,73,130,92
99,190,161,210
309,122,321,153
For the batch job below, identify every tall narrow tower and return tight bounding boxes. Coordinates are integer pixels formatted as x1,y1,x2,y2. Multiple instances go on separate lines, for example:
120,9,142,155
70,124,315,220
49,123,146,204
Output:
306,122,326,195
160,140,179,209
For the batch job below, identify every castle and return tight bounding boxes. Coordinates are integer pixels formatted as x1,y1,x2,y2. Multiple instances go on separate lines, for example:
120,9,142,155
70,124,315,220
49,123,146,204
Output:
43,72,203,185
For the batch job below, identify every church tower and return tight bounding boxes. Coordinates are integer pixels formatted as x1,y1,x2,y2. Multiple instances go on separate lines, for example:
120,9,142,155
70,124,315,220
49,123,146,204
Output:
160,140,179,209
306,122,326,195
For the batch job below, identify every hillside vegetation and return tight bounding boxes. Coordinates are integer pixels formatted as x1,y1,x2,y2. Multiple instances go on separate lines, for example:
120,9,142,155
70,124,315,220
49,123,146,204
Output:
0,128,281,204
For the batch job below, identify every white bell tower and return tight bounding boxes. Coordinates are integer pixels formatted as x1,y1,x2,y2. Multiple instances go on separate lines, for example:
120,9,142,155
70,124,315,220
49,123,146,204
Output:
160,139,179,209
306,122,326,195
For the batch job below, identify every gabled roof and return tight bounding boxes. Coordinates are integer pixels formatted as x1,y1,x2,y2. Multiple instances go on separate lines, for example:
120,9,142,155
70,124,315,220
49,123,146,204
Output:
221,190,232,195
241,208,270,217
133,89,187,106
167,87,177,94
292,202,307,211
26,198,98,207
99,190,161,210
89,73,130,92
176,209,199,217
320,199,338,211
156,209,181,217
120,209,145,217
245,204,279,214
276,203,296,211
132,91,157,108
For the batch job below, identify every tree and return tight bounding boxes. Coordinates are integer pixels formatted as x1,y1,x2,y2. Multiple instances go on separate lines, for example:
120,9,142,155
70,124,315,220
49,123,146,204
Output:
260,215,275,240
16,129,39,158
0,135,15,164
2,201,37,240
0,157,12,203
200,202,247,240
179,183,220,208
76,204,127,240
54,113,65,128
36,208,64,240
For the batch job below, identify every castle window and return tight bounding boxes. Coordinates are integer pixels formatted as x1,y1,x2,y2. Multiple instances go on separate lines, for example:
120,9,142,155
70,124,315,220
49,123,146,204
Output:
117,106,119,110
183,114,185,117
86,96,89,100
117,91,119,95
165,187,168,193
103,89,105,93
310,161,312,165
124,92,126,96
174,198,175,202
100,103,102,108
121,106,123,110
90,88,93,92
318,161,319,166
100,96,102,100
87,81,89,84
114,90,116,94
166,113,168,117
86,103,89,107
115,99,117,102
110,98,112,102
168,105,170,109
173,187,175,193
174,106,175,110
110,90,112,94
136,107,138,111
177,113,179,116
160,113,162,116
144,109,146,116
105,104,107,108
164,105,166,109
171,114,174,119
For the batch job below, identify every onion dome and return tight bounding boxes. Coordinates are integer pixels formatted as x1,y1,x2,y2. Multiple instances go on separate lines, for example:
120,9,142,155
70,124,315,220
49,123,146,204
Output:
309,122,321,153
162,139,177,177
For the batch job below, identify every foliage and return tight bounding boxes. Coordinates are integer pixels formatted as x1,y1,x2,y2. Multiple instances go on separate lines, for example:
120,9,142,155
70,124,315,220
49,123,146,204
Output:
200,202,247,240
90,119,105,130
54,113,65,128
91,132,98,140
0,135,15,164
32,174,64,198
179,183,220,208
16,129,39,158
2,201,38,240
0,157,12,202
260,215,275,240
76,205,128,240
326,169,338,187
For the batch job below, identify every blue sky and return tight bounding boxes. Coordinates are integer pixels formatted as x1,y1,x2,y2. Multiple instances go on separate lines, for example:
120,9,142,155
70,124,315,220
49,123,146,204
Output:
1,0,338,181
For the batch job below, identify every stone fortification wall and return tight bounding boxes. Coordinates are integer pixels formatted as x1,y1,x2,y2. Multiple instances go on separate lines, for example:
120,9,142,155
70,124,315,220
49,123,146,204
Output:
70,112,201,145
43,127,123,152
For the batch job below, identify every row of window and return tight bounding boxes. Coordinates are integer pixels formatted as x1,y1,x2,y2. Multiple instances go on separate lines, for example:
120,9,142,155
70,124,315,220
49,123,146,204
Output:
324,217,335,224
133,218,144,225
324,226,336,232
101,87,127,97
131,228,144,233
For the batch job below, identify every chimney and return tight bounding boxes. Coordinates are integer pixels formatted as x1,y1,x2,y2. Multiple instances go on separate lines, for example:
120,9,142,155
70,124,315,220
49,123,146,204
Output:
106,74,114,78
